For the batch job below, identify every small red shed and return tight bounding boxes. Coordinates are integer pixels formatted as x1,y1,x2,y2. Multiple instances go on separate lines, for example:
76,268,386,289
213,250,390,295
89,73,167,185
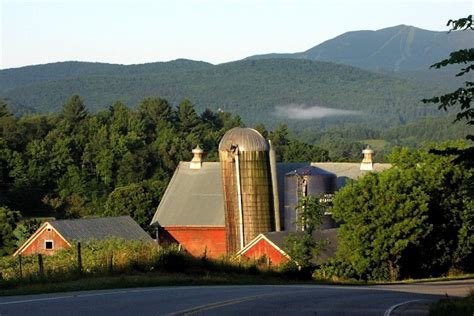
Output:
237,232,290,265
14,216,152,256
238,229,339,266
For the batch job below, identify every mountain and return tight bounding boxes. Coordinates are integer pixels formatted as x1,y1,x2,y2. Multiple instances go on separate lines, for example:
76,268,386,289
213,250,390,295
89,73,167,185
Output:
246,25,473,73
0,59,213,92
0,58,448,131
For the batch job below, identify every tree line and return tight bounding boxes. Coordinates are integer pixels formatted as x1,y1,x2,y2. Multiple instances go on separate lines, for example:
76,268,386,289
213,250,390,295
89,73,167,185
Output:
0,95,331,255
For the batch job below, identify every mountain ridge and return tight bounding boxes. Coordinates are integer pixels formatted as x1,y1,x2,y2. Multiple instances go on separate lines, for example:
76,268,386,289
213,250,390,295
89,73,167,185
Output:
0,58,445,132
246,24,473,72
1,23,470,132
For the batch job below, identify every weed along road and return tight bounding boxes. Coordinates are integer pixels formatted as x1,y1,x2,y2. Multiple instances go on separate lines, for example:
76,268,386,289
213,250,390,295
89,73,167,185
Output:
0,280,472,316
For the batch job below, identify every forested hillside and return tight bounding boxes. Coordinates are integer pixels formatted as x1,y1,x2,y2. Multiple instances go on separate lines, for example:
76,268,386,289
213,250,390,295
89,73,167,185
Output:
246,25,474,73
0,59,448,131
0,95,332,240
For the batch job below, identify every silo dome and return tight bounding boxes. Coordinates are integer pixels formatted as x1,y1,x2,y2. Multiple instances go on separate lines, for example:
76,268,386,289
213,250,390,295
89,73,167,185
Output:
218,128,269,152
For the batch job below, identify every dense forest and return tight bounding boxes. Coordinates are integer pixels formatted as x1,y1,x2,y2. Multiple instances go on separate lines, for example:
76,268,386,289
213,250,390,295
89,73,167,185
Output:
0,95,338,253
0,92,471,256
0,58,451,132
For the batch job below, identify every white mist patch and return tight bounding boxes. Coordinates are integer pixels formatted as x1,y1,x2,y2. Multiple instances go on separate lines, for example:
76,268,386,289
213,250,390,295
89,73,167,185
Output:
275,104,360,120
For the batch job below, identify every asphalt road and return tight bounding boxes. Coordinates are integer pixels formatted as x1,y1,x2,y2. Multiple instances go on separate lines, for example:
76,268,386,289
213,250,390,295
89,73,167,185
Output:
0,280,472,316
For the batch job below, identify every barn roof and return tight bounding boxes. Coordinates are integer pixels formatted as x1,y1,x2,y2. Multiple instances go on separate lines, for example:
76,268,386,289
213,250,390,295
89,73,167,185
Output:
151,161,391,227
238,228,339,264
50,216,153,242
150,162,309,227
285,165,336,177
151,162,225,227
311,162,392,189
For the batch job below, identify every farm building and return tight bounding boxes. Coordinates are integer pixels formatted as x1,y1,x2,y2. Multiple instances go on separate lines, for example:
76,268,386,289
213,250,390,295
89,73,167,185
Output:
151,127,391,261
14,216,153,256
237,229,338,265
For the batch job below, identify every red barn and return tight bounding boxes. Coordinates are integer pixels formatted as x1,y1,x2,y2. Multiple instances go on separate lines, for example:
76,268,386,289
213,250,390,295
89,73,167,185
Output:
150,155,317,258
14,216,152,256
151,143,389,261
151,161,227,258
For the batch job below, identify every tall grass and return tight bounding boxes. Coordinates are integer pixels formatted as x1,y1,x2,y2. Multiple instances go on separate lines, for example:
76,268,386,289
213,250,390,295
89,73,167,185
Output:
0,238,302,293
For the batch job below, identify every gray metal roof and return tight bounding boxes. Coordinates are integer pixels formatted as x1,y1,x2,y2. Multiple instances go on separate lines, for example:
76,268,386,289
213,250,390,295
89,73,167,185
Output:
151,162,225,227
218,127,269,152
285,165,336,177
311,162,392,189
151,161,391,227
51,216,153,242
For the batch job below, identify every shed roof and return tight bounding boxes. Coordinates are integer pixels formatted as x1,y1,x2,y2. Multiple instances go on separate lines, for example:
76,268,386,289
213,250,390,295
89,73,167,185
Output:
262,229,338,263
50,216,153,242
238,228,339,264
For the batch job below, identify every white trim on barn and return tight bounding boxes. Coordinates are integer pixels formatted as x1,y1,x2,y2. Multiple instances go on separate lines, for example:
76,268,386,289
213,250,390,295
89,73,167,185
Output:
13,222,71,256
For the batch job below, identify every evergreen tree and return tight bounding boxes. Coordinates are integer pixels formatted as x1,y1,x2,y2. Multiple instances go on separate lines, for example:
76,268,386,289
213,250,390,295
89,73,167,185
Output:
177,99,200,133
0,98,12,118
62,95,88,124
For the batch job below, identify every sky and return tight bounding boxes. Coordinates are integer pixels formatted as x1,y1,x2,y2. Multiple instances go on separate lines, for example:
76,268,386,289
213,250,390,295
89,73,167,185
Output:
1,0,472,69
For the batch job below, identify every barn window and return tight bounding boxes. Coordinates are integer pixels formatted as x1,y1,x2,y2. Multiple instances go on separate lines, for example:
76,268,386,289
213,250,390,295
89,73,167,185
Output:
45,240,54,250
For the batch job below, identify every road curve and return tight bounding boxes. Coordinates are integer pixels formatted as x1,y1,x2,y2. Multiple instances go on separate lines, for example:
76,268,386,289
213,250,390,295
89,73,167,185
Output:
0,280,472,316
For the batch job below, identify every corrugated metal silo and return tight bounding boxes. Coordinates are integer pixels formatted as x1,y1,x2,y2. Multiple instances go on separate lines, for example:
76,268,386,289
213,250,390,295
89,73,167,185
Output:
284,166,336,231
219,128,275,254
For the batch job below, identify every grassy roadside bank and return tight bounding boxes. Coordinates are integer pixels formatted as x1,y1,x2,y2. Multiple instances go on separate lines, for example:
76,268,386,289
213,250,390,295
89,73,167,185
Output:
429,290,474,316
2,240,473,297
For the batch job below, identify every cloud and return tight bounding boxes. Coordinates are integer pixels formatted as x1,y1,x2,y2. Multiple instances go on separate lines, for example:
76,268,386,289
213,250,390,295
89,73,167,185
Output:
274,104,360,120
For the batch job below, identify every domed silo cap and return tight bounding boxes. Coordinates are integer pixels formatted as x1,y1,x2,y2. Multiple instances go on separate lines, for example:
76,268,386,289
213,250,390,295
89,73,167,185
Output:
218,127,269,152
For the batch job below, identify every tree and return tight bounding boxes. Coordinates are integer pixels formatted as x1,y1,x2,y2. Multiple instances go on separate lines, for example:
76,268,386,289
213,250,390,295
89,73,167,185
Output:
139,97,176,143
269,123,290,161
200,108,222,130
104,180,167,231
254,123,268,139
177,99,200,133
282,140,329,162
14,218,42,248
139,97,174,124
284,195,327,269
0,98,12,118
62,95,88,124
323,145,473,281
423,15,473,165
0,206,21,256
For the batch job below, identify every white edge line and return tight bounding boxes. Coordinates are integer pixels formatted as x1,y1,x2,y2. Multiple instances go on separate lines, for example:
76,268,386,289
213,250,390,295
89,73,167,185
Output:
0,295,74,305
384,299,425,316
